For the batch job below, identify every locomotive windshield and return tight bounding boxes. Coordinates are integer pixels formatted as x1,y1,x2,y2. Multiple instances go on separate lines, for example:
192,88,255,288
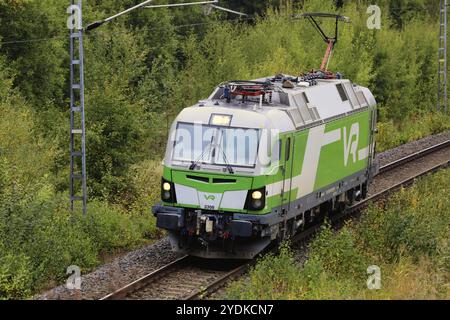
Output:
172,122,260,168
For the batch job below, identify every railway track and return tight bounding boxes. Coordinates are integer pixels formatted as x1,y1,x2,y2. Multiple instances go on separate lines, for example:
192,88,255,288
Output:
379,140,449,173
101,140,449,301
101,256,248,300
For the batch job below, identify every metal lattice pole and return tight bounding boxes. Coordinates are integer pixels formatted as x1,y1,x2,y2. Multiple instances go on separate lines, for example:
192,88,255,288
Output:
67,0,246,214
69,0,87,215
438,0,448,113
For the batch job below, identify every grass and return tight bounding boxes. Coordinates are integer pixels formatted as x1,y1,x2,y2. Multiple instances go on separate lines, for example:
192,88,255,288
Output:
376,111,450,152
226,169,450,300
0,196,160,299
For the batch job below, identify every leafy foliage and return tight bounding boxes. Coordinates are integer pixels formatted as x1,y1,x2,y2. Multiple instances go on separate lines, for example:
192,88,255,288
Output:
0,56,156,298
0,0,449,299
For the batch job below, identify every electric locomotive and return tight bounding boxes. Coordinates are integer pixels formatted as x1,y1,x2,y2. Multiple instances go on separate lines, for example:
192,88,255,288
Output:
152,13,379,259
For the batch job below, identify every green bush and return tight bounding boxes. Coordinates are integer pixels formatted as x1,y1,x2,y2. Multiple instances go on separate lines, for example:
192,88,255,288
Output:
358,170,450,263
376,112,450,152
227,243,304,300
0,189,157,297
81,200,155,253
126,160,163,211
307,224,367,281
0,252,34,300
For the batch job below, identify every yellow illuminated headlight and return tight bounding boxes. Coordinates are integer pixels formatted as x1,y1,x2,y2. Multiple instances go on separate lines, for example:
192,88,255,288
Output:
252,191,263,200
163,182,172,191
210,114,232,126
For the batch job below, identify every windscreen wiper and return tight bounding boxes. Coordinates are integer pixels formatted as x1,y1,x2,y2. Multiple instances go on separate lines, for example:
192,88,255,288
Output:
189,136,214,170
217,144,234,174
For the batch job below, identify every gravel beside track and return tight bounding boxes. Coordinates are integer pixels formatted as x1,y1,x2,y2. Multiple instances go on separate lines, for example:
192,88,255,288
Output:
37,131,449,300
370,146,450,195
376,131,449,167
37,239,183,300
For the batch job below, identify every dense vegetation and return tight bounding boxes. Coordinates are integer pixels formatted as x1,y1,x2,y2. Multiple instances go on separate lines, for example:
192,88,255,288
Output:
0,0,449,298
227,170,450,299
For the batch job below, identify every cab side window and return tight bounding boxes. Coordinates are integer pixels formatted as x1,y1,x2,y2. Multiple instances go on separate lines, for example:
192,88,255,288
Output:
285,138,291,161
278,139,282,161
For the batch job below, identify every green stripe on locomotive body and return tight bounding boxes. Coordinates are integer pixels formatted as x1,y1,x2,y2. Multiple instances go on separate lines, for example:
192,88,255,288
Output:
162,168,257,214
163,107,374,215
265,108,373,210
315,110,372,190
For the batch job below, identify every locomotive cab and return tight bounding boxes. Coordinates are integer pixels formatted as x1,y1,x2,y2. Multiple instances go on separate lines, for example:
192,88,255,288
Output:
153,100,287,259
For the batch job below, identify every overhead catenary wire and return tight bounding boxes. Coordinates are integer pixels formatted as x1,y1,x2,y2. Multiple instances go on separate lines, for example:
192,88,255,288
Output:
0,5,438,47
143,0,218,9
1,35,68,46
208,4,248,16
87,0,222,31
89,0,155,30
0,16,256,46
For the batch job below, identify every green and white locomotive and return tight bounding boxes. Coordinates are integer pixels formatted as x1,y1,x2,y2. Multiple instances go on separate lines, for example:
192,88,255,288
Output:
153,72,378,259
152,13,378,259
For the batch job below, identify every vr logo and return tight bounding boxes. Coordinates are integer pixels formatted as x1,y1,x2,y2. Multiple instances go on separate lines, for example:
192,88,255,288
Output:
204,195,216,201
343,123,359,166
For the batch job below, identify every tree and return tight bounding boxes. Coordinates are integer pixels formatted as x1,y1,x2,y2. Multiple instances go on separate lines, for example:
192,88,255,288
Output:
0,0,67,106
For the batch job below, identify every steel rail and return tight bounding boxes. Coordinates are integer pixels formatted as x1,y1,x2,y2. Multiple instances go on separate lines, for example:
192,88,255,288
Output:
100,255,190,300
379,139,449,174
334,161,449,222
185,261,253,300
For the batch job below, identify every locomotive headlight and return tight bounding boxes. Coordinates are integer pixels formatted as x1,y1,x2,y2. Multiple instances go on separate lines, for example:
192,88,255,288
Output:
162,191,171,200
246,187,266,211
253,199,263,208
210,114,232,126
161,179,176,203
163,182,171,191
252,191,263,200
